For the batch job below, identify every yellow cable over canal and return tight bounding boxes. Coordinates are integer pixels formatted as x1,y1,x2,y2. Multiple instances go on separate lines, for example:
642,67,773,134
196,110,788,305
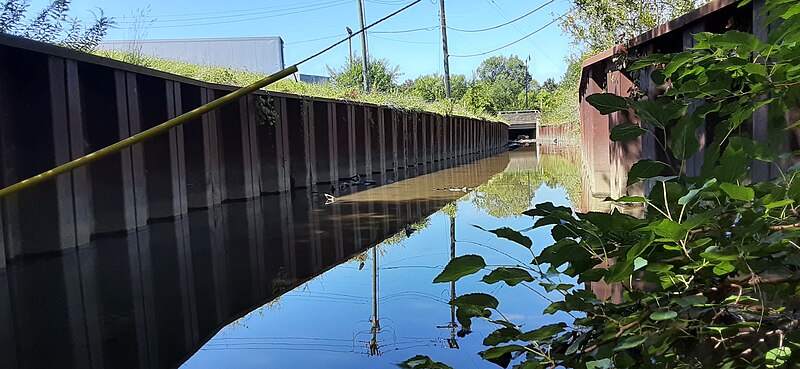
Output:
0,65,297,198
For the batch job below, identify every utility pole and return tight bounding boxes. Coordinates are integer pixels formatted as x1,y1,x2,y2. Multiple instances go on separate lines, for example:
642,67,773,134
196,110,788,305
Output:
525,55,531,109
357,0,370,93
439,0,451,98
346,27,354,67
368,247,381,355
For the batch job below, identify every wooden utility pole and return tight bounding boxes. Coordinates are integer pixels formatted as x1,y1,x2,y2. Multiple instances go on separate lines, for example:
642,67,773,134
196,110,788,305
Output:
439,0,451,98
357,0,370,93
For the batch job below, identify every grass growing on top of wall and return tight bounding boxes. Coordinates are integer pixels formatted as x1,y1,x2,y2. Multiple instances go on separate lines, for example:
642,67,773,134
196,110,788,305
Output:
96,51,503,122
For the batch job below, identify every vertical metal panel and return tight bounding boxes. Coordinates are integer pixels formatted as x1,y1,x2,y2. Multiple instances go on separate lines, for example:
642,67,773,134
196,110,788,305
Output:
751,0,774,181
168,82,189,216
334,103,351,180
284,97,312,189
378,108,387,173
125,72,149,228
238,97,257,198
45,56,79,253
65,59,91,245
254,95,280,193
347,105,357,177
312,101,333,184
412,112,420,165
303,98,318,186
113,71,140,230
391,110,399,171
205,88,224,205
273,97,291,192
683,23,707,178
328,103,340,182
246,95,263,194
368,107,381,174
182,85,218,209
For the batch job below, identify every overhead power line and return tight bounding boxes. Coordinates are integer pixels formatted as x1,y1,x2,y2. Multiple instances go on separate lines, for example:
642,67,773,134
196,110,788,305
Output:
371,25,438,34
116,1,350,29
448,0,554,33
112,0,349,24
450,11,570,58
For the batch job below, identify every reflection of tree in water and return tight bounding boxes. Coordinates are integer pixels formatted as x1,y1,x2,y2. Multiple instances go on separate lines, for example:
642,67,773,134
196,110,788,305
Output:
472,171,540,218
538,153,582,204
472,149,582,217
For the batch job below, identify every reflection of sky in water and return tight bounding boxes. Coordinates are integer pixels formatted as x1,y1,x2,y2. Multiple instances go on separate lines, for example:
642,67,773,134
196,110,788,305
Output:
183,157,578,369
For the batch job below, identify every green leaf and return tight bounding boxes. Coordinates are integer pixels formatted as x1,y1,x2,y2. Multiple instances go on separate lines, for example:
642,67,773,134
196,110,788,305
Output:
675,295,708,308
433,255,486,283
628,99,684,128
607,196,648,203
614,335,646,351
586,359,613,369
586,93,628,115
451,293,500,310
765,199,794,209
664,52,693,76
541,283,573,292
480,345,525,368
399,355,454,369
713,262,736,275
650,310,678,321
671,115,700,160
482,268,534,286
765,347,792,368
627,231,655,260
678,188,702,206
654,219,687,242
518,323,567,341
633,257,648,271
456,306,490,331
477,226,533,248
712,30,762,53
610,123,647,142
627,160,670,186
483,327,522,346
719,182,754,202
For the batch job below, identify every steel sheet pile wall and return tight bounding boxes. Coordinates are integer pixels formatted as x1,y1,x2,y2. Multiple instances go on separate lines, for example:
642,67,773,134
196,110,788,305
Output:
0,35,508,265
579,0,799,203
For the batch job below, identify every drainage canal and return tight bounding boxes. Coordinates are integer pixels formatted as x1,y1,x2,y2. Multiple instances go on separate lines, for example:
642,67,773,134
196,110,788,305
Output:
0,145,584,369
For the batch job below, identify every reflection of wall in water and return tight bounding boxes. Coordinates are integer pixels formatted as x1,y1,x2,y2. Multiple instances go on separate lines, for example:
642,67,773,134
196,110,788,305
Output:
0,151,510,369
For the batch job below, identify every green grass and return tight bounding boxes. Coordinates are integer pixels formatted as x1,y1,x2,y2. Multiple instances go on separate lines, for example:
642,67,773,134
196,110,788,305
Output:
96,50,503,122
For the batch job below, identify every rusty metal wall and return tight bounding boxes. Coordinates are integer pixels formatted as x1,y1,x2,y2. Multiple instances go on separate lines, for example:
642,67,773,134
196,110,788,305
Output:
579,0,798,203
0,34,509,263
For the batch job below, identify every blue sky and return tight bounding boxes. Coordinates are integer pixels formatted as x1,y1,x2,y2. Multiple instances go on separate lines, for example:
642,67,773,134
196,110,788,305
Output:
30,0,574,83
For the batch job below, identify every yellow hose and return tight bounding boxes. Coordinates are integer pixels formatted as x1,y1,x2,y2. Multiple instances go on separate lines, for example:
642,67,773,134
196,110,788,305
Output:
0,64,299,198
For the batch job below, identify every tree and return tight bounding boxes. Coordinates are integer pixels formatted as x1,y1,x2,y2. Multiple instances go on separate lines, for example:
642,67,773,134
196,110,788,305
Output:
0,0,112,51
541,78,558,93
561,0,707,53
408,0,800,367
461,55,532,114
476,55,529,86
402,74,468,102
539,58,583,126
327,56,402,93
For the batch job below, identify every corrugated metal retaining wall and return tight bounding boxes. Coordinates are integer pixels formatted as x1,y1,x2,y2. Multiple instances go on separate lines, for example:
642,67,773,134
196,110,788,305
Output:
0,35,508,266
579,0,800,202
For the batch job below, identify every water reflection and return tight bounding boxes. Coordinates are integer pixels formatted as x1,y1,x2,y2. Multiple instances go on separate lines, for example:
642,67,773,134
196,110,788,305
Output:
180,145,582,369
0,145,589,369
0,153,513,369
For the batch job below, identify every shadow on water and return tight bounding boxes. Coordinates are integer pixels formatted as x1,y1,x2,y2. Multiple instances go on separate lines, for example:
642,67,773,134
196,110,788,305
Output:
0,150,530,369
